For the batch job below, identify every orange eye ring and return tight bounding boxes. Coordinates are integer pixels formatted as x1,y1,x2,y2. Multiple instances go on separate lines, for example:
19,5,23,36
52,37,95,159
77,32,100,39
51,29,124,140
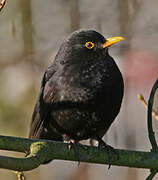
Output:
85,41,95,49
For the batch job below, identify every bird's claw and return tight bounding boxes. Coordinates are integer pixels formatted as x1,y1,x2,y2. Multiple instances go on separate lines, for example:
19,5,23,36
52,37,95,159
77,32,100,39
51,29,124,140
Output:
63,134,87,165
98,139,119,169
101,144,119,169
68,139,75,151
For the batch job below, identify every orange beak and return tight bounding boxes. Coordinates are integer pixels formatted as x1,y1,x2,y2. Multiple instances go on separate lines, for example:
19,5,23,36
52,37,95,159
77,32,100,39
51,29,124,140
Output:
102,36,124,48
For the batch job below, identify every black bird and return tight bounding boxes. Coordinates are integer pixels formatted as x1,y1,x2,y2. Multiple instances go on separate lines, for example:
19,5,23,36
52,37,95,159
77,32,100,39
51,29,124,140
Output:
29,30,124,163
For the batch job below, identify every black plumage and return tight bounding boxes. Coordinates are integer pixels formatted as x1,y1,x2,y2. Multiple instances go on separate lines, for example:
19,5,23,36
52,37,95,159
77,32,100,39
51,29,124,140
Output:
29,30,124,161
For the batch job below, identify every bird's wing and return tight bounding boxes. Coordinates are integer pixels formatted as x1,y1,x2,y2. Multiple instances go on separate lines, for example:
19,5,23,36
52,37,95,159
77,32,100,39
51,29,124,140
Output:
28,99,44,138
29,64,62,140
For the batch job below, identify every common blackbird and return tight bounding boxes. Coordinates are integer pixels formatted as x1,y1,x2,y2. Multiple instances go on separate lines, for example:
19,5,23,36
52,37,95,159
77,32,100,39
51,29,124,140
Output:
29,29,124,164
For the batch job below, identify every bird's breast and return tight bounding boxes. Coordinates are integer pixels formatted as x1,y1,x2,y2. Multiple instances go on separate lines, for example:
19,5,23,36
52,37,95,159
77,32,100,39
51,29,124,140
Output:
54,62,109,102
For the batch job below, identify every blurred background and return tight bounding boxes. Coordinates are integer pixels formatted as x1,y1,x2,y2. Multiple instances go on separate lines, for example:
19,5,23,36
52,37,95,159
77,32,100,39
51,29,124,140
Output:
0,0,158,179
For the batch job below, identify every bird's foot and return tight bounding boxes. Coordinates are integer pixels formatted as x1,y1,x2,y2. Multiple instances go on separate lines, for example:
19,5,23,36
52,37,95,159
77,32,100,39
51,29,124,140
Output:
63,134,87,165
97,138,119,169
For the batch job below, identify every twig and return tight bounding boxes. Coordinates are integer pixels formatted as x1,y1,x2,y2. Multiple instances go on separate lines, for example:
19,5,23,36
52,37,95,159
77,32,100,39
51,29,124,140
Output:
146,169,157,180
13,171,26,180
0,0,6,11
138,94,158,121
147,79,158,151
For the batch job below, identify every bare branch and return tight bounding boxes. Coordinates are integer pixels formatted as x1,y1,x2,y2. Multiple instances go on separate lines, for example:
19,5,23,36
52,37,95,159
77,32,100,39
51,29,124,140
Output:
138,94,158,121
0,0,6,11
14,171,25,180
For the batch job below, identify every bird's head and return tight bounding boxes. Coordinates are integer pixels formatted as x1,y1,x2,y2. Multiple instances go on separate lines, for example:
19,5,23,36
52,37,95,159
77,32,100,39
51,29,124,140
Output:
57,30,123,64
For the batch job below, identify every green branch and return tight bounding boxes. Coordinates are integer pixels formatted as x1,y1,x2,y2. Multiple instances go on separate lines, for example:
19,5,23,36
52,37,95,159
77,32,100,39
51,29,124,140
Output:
1,135,158,171
147,78,158,151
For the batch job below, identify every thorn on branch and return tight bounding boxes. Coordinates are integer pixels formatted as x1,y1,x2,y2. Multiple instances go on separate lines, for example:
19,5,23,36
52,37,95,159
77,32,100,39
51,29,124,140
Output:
138,94,158,121
0,0,6,12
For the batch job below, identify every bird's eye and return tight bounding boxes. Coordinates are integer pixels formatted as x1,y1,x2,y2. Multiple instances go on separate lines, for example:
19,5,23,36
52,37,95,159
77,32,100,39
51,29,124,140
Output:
85,41,95,49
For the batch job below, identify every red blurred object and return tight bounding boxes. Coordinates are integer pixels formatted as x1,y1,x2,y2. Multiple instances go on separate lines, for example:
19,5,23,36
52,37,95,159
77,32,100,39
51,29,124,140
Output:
123,50,158,92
